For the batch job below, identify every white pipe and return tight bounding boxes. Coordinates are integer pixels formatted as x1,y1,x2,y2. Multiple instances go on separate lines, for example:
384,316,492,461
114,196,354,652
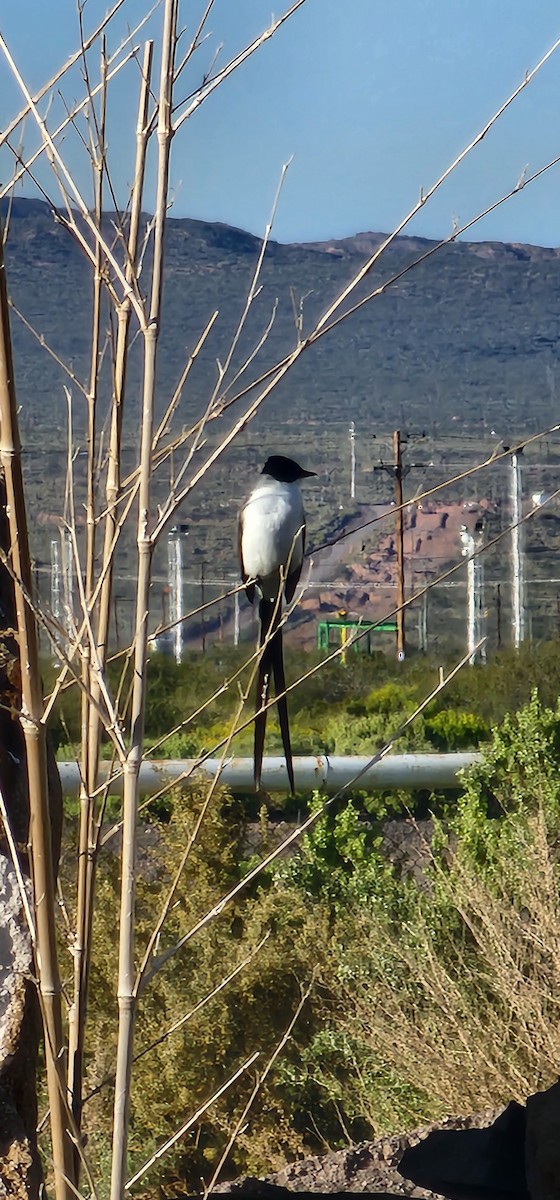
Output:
57,753,481,797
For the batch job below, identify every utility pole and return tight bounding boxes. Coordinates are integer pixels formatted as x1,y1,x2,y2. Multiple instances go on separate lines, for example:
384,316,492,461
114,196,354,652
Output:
200,560,206,654
373,430,429,662
460,518,486,665
51,528,73,656
168,523,189,665
349,421,356,501
51,536,62,629
510,450,525,648
418,575,429,653
393,430,406,661
234,588,240,647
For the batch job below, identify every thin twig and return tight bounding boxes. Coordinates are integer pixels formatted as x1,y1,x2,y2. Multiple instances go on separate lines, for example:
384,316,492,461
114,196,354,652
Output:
124,1052,260,1190
142,642,483,986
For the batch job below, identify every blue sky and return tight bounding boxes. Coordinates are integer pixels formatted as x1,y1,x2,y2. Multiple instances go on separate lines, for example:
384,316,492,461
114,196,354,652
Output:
2,0,560,245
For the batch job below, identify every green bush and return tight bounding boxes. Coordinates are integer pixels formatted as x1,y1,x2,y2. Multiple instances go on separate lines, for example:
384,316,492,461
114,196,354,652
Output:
58,787,334,1190
284,691,560,1128
424,707,488,750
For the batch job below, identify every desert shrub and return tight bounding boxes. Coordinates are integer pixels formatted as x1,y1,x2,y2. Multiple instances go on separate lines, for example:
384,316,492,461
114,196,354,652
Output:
49,657,560,1184
270,691,560,1137
51,641,560,770
58,786,335,1190
424,707,488,750
323,709,430,756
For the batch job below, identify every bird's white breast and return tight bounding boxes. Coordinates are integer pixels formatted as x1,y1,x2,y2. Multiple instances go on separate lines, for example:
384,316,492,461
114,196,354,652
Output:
241,479,305,597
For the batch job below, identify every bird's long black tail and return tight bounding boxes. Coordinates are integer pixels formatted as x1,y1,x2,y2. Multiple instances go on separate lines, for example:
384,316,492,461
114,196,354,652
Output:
254,597,295,795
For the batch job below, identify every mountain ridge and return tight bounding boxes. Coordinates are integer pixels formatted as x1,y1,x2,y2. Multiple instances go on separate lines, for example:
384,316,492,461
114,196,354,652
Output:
4,194,560,262
4,194,560,452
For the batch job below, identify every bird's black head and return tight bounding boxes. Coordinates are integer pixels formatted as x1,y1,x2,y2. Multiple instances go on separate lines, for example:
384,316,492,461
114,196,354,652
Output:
262,455,316,483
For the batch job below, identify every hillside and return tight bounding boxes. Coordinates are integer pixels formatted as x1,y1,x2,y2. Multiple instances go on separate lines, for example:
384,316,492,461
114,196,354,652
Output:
3,197,560,649
5,196,560,445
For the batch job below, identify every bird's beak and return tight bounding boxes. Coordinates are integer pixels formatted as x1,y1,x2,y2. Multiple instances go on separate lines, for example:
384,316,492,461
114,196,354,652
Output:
302,469,317,478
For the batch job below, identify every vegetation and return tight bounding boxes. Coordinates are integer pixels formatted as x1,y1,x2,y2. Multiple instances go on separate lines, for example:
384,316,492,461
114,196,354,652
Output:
3,6,560,1198
48,636,560,763
49,677,560,1193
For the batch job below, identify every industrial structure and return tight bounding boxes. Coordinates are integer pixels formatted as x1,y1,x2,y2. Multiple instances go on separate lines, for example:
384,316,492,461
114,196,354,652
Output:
166,522,189,662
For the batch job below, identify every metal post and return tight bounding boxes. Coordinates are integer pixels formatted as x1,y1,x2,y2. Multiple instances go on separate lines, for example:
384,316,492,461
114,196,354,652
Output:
460,522,486,665
51,529,73,653
511,452,525,648
200,561,206,654
496,583,502,648
467,544,475,664
349,421,356,501
460,526,476,665
473,533,486,663
61,529,73,633
393,430,405,661
51,537,62,628
234,588,240,647
168,523,188,664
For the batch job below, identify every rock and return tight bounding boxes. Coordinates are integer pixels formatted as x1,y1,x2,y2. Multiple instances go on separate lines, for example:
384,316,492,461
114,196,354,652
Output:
525,1079,560,1200
0,856,42,1200
212,1180,291,1196
398,1101,528,1199
0,468,63,1195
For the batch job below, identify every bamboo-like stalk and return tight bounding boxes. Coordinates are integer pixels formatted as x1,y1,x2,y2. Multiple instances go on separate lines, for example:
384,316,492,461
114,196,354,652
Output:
156,162,290,524
67,42,153,1146
92,38,153,721
110,6,176,1195
172,0,306,130
68,33,108,1151
83,935,269,1105
0,32,147,327
135,577,288,992
0,224,74,1195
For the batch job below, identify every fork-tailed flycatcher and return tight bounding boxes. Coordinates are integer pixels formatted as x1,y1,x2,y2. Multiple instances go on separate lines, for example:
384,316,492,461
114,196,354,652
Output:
239,455,316,794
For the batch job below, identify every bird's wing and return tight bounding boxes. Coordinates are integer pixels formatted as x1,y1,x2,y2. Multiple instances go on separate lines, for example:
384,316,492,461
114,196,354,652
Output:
238,507,255,604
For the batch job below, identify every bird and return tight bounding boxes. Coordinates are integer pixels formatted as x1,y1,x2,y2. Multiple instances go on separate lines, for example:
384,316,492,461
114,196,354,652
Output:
239,454,316,794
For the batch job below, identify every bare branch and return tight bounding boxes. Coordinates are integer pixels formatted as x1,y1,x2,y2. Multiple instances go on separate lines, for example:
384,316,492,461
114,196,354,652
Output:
173,1,307,131
124,1052,260,1191
0,0,127,153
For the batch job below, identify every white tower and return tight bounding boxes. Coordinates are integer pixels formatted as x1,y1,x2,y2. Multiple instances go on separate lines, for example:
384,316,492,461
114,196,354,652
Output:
460,520,486,665
168,523,189,663
51,528,74,657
